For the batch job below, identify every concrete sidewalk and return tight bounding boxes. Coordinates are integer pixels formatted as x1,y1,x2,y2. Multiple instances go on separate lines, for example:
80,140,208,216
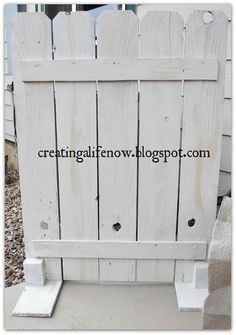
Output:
5,282,202,330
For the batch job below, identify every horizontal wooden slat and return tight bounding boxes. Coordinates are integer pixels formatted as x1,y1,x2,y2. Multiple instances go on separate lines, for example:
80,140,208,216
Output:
32,240,207,260
21,59,218,82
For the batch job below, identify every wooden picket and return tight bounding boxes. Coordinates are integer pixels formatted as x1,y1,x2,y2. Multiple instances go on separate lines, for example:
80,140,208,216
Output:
137,11,183,282
11,10,227,289
175,11,228,283
11,13,62,281
97,11,138,281
53,12,98,281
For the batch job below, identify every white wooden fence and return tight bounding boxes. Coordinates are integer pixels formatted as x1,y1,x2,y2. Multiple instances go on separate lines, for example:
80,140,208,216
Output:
12,10,227,287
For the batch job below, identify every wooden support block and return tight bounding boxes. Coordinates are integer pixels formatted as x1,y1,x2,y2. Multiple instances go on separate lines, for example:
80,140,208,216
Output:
193,261,208,289
175,282,208,311
12,281,63,318
23,258,45,286
175,261,208,311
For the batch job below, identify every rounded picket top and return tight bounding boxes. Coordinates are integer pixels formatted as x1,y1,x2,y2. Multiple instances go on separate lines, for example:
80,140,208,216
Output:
96,9,138,26
11,12,51,41
185,10,228,58
141,10,184,26
11,12,53,60
140,11,184,57
53,11,95,58
96,10,139,58
53,10,94,26
186,10,228,29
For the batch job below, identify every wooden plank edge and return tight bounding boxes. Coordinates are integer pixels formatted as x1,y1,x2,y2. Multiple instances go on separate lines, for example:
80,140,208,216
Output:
32,240,207,260
12,280,63,318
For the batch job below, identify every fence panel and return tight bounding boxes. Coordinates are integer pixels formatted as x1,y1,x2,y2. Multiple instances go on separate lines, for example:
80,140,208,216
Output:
12,10,227,285
137,11,183,282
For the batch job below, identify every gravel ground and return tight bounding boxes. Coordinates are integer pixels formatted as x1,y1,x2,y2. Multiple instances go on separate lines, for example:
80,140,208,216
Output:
5,170,25,287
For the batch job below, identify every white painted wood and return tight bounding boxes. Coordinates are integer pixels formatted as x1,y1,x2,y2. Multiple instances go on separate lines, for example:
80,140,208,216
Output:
220,135,232,173
218,171,231,196
11,13,62,280
21,58,218,81
175,282,208,311
11,10,230,288
5,74,13,86
32,240,207,260
5,134,15,142
136,4,232,20
5,119,14,140
5,105,14,121
175,261,195,283
53,12,98,281
23,258,45,286
224,60,231,98
4,74,14,142
136,5,232,197
222,99,232,136
227,21,232,60
193,261,208,289
5,90,13,107
12,281,62,317
97,11,138,281
176,11,228,283
137,11,183,282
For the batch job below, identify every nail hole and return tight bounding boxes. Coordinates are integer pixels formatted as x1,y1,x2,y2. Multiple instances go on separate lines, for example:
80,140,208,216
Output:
112,222,121,232
188,218,195,227
40,221,48,230
202,11,214,24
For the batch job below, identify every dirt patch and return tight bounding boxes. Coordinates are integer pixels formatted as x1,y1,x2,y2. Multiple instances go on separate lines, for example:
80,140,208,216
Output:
5,170,25,287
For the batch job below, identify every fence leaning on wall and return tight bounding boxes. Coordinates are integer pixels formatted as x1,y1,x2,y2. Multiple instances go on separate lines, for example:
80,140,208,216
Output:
11,10,227,316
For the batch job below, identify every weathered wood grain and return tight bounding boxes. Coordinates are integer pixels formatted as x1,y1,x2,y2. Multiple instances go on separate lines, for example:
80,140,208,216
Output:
97,11,138,281
53,12,98,281
12,281,62,317
176,10,228,283
137,11,183,282
11,13,62,280
136,4,232,20
21,58,218,81
32,240,207,260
